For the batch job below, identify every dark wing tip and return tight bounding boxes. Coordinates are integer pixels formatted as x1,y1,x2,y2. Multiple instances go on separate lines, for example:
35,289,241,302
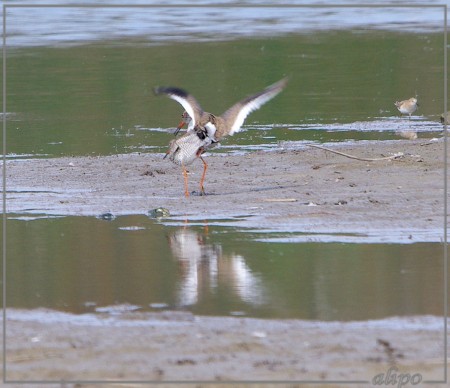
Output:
153,86,189,98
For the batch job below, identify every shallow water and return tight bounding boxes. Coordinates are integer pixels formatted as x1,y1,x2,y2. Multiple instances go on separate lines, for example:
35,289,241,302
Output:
3,4,447,321
4,215,445,321
4,28,446,157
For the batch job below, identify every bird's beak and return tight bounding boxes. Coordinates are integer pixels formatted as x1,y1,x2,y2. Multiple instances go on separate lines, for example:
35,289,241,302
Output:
177,120,186,129
174,120,185,136
163,151,169,159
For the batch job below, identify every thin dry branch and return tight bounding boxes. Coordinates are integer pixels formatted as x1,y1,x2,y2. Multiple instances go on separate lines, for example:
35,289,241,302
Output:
306,144,404,162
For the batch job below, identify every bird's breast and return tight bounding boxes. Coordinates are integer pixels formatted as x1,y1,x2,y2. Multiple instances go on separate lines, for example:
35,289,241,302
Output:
168,132,210,166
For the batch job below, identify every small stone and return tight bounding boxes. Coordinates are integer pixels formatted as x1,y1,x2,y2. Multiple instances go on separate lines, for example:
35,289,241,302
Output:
148,207,170,218
97,212,116,221
252,331,267,338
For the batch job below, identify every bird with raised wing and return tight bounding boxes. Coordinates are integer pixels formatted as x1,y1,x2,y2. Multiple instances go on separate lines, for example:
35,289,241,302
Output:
154,77,288,197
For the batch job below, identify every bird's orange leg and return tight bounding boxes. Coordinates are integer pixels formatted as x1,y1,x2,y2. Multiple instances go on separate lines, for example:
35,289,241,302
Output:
199,156,208,196
182,164,190,197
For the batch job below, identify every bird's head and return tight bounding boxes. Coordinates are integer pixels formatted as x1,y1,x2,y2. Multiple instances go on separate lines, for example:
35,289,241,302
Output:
175,111,192,134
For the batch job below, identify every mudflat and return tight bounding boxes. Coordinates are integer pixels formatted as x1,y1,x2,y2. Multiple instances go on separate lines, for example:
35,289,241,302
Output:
3,138,447,385
4,309,446,384
6,138,446,242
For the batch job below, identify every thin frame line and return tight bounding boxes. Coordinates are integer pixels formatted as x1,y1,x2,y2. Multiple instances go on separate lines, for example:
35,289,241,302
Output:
443,4,448,385
3,3,448,8
4,379,371,385
425,6,448,385
2,3,448,385
2,3,6,385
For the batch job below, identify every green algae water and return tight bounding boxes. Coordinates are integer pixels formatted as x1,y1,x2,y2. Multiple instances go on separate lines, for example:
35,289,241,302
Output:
4,215,445,320
5,31,445,157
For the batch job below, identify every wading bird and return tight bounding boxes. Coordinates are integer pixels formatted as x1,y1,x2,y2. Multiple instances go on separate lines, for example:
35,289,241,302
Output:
394,97,418,119
154,78,288,197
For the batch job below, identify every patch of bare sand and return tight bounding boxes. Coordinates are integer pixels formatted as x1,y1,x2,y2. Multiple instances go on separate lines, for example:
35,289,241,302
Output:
3,309,446,385
5,139,446,242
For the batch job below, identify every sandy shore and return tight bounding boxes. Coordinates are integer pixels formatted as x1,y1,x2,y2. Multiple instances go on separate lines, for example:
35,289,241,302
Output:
3,138,448,385
4,309,447,385
5,138,446,242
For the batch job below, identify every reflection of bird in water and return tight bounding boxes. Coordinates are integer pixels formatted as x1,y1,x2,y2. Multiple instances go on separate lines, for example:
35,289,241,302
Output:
168,228,220,263
167,227,266,307
394,97,418,119
396,130,417,140
154,78,288,197
168,228,221,306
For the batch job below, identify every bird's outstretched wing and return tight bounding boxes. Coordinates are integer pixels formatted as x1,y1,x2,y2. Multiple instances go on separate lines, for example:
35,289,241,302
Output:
154,86,204,127
220,77,288,136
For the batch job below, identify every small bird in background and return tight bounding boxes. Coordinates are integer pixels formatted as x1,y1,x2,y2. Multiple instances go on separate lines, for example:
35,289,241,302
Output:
394,97,419,119
154,77,288,197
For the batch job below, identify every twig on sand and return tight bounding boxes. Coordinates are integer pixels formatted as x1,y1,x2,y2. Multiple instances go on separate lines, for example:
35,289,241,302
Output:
420,138,441,146
306,144,404,162
262,198,298,202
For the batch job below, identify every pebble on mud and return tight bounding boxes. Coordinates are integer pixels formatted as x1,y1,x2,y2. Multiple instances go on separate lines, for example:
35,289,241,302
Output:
148,207,170,218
